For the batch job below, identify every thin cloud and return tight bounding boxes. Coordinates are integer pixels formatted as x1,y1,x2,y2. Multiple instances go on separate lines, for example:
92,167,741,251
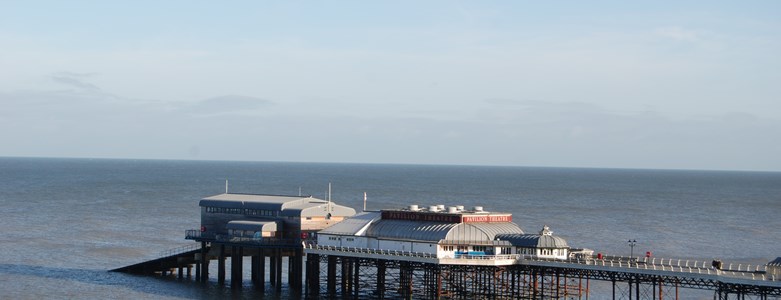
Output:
654,27,700,42
179,95,274,116
49,72,101,90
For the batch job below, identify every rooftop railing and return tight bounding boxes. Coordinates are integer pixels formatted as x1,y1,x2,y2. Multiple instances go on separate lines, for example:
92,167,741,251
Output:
185,229,304,247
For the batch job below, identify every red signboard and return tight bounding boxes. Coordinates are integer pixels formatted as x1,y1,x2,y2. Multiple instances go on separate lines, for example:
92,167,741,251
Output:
381,211,462,223
381,211,512,223
461,215,512,223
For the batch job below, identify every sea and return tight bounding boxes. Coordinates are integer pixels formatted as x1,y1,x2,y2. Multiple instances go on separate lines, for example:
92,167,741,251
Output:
0,157,779,299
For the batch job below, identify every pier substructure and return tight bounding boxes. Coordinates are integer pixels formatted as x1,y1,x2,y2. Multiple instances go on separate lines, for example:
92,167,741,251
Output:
180,239,304,295
306,255,584,299
304,254,781,300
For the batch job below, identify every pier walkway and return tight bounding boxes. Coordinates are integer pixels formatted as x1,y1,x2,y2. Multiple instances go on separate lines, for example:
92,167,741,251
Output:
306,244,781,299
111,244,206,277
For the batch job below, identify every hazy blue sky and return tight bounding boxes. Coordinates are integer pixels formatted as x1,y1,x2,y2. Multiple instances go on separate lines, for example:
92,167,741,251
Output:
1,1,780,171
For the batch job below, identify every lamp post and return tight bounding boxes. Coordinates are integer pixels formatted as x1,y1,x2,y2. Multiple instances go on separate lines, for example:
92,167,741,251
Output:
628,239,637,261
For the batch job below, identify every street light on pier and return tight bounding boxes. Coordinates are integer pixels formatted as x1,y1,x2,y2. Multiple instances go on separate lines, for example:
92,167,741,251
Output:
628,239,637,261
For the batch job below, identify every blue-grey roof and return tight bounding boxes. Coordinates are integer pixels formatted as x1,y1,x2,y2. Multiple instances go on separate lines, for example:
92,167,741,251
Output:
768,257,781,266
318,210,525,244
360,219,523,243
496,233,569,248
200,193,356,217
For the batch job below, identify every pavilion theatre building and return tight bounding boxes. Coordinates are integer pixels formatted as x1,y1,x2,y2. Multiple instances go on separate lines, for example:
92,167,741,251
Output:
315,204,570,260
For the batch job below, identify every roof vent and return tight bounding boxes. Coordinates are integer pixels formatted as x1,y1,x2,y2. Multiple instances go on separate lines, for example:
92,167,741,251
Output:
473,206,484,212
540,225,553,236
437,204,445,211
429,205,439,212
447,206,458,213
409,204,419,211
456,205,465,211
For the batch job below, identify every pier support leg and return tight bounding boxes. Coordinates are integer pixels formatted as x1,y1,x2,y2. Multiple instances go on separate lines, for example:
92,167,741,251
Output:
258,250,266,293
292,247,303,295
270,250,277,287
305,254,320,299
377,260,386,299
635,278,640,300
612,278,616,300
400,261,412,299
275,249,283,293
353,258,360,299
341,257,349,297
231,246,243,289
200,242,209,283
288,256,295,291
327,256,337,298
251,254,259,285
218,244,225,284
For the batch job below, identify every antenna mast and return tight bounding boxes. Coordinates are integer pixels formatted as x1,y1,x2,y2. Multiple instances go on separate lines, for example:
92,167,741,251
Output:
363,192,367,211
328,182,332,212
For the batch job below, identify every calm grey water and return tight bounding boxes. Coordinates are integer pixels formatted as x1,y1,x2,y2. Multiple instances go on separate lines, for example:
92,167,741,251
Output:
1,157,779,299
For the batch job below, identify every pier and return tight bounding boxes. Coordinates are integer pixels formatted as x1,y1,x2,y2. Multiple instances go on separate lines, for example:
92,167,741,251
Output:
112,193,781,299
306,244,781,299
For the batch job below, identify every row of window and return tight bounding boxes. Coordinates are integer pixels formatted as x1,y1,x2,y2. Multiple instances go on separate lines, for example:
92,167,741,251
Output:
439,246,541,255
204,206,277,216
516,247,562,256
326,237,356,242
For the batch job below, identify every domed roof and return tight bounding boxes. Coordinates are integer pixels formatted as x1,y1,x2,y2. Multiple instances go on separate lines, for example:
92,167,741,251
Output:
365,219,524,243
496,226,569,248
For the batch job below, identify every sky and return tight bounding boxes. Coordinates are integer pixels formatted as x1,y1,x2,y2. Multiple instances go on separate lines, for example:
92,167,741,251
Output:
1,1,780,171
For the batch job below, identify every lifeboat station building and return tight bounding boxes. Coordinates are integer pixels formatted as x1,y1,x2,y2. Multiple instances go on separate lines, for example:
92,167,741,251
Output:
312,204,570,262
195,193,356,241
185,193,356,291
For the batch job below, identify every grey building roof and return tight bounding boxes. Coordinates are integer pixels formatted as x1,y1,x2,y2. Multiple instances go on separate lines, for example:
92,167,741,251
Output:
495,233,569,249
200,193,356,218
319,212,381,235
320,211,524,244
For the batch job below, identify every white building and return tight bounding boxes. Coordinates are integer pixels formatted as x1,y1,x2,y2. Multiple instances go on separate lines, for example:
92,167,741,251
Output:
495,226,570,260
316,205,571,260
768,257,781,280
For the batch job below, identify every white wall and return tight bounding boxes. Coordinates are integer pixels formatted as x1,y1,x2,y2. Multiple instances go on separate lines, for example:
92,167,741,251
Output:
341,236,368,248
411,242,437,254
317,233,342,247
378,239,413,252
367,238,379,249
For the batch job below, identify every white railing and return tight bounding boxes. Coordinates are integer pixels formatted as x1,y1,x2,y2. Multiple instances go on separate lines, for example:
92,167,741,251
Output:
306,244,778,283
157,243,201,258
307,244,436,259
